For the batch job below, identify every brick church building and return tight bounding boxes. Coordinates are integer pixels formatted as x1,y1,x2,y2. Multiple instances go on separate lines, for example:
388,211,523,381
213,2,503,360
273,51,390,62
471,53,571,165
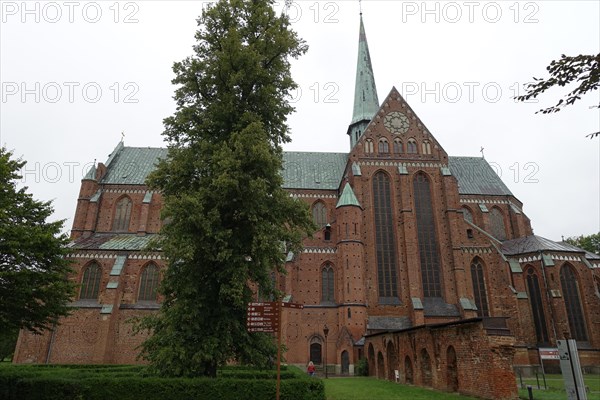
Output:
14,13,600,399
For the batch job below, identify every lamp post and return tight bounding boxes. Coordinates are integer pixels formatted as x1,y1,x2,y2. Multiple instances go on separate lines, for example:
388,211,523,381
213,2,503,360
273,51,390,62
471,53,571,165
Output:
323,325,329,379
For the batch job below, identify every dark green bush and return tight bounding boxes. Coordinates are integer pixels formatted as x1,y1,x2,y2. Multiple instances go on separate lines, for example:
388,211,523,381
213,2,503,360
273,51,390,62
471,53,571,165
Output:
356,357,369,376
0,364,324,400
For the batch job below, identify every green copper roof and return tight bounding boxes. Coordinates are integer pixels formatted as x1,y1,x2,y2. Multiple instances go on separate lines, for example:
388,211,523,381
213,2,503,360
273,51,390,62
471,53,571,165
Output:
72,233,156,251
350,15,379,125
336,183,361,208
448,156,513,196
282,152,348,190
92,145,515,196
101,146,168,185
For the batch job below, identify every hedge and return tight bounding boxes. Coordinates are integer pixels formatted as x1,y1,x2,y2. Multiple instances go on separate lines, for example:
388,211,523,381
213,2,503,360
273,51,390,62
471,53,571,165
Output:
0,365,324,400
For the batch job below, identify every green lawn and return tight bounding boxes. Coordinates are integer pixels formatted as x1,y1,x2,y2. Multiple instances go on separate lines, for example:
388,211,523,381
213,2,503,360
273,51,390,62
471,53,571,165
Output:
323,377,477,400
323,374,600,400
517,374,600,400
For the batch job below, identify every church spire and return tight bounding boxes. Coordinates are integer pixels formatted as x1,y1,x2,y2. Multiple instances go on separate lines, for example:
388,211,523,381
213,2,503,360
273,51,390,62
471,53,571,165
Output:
347,13,379,149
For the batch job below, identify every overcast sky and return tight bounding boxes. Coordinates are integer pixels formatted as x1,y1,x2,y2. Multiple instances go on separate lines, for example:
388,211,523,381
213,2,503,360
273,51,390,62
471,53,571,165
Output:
1,0,599,241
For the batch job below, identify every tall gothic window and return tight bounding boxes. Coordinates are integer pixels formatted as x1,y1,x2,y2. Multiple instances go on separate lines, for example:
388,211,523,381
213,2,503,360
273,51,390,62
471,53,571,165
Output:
378,138,389,153
139,263,159,301
372,171,399,301
113,196,132,231
463,207,474,224
312,201,327,227
526,267,549,344
407,138,418,154
560,264,588,341
414,172,442,297
321,264,335,303
393,138,403,154
489,207,507,240
365,139,374,153
80,262,101,300
471,258,489,317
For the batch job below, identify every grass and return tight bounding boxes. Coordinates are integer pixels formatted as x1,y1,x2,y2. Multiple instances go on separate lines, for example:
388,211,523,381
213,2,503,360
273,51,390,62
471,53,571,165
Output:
322,373,600,400
517,373,600,400
323,377,478,400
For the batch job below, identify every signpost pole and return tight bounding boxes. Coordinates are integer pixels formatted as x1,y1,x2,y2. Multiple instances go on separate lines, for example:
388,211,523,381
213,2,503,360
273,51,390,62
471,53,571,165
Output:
276,300,282,400
537,348,547,390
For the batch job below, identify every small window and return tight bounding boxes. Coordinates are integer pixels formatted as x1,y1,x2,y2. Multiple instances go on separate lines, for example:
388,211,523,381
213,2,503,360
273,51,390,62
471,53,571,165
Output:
407,138,418,154
80,262,101,300
378,138,389,153
113,196,132,231
393,138,403,154
324,224,331,241
312,202,327,227
422,140,432,154
467,229,474,239
463,207,474,223
139,263,159,301
347,307,352,318
365,139,374,154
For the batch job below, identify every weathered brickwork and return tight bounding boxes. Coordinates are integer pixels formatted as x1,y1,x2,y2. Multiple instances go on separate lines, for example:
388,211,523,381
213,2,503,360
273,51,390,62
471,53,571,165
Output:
364,320,518,399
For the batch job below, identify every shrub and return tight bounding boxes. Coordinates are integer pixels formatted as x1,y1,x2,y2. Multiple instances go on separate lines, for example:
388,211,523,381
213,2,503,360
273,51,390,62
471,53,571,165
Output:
0,364,325,400
356,358,369,376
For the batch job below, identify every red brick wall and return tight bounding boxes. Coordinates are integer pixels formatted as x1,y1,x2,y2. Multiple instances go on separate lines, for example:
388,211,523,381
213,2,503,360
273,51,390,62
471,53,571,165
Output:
364,321,519,400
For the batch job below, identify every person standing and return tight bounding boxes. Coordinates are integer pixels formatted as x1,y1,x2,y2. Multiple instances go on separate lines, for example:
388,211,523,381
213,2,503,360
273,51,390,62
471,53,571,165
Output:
307,361,316,377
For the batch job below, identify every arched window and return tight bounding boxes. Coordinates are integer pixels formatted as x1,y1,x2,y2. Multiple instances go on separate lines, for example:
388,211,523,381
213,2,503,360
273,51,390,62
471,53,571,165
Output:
139,263,159,301
113,196,132,231
312,201,327,227
422,140,432,155
462,207,473,224
378,138,389,153
80,262,101,300
414,172,442,297
407,138,418,154
489,207,507,240
560,264,588,341
526,267,549,344
321,264,335,303
393,138,403,154
365,139,374,154
471,258,489,317
372,172,399,301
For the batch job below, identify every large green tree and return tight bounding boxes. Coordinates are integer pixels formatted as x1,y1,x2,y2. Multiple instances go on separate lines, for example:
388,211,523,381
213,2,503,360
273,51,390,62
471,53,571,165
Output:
516,53,599,138
0,147,75,334
138,0,312,377
564,233,600,255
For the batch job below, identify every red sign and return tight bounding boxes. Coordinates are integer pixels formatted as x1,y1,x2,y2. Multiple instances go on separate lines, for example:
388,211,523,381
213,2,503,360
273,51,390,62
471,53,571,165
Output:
539,348,560,360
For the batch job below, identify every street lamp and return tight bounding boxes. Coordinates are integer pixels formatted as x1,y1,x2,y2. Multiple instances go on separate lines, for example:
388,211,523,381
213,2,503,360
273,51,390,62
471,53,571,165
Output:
323,325,329,379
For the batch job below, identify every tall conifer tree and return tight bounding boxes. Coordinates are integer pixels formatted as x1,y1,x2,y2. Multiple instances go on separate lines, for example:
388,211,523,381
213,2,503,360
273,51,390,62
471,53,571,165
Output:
139,0,312,377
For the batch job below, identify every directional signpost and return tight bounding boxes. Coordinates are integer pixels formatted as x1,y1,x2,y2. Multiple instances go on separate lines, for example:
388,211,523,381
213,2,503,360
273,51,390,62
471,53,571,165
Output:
247,301,303,400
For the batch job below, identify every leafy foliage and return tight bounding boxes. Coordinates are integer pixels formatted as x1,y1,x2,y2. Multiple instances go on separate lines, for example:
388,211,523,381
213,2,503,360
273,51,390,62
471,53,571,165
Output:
0,364,325,400
564,232,600,255
138,0,312,377
516,53,599,138
0,148,75,334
